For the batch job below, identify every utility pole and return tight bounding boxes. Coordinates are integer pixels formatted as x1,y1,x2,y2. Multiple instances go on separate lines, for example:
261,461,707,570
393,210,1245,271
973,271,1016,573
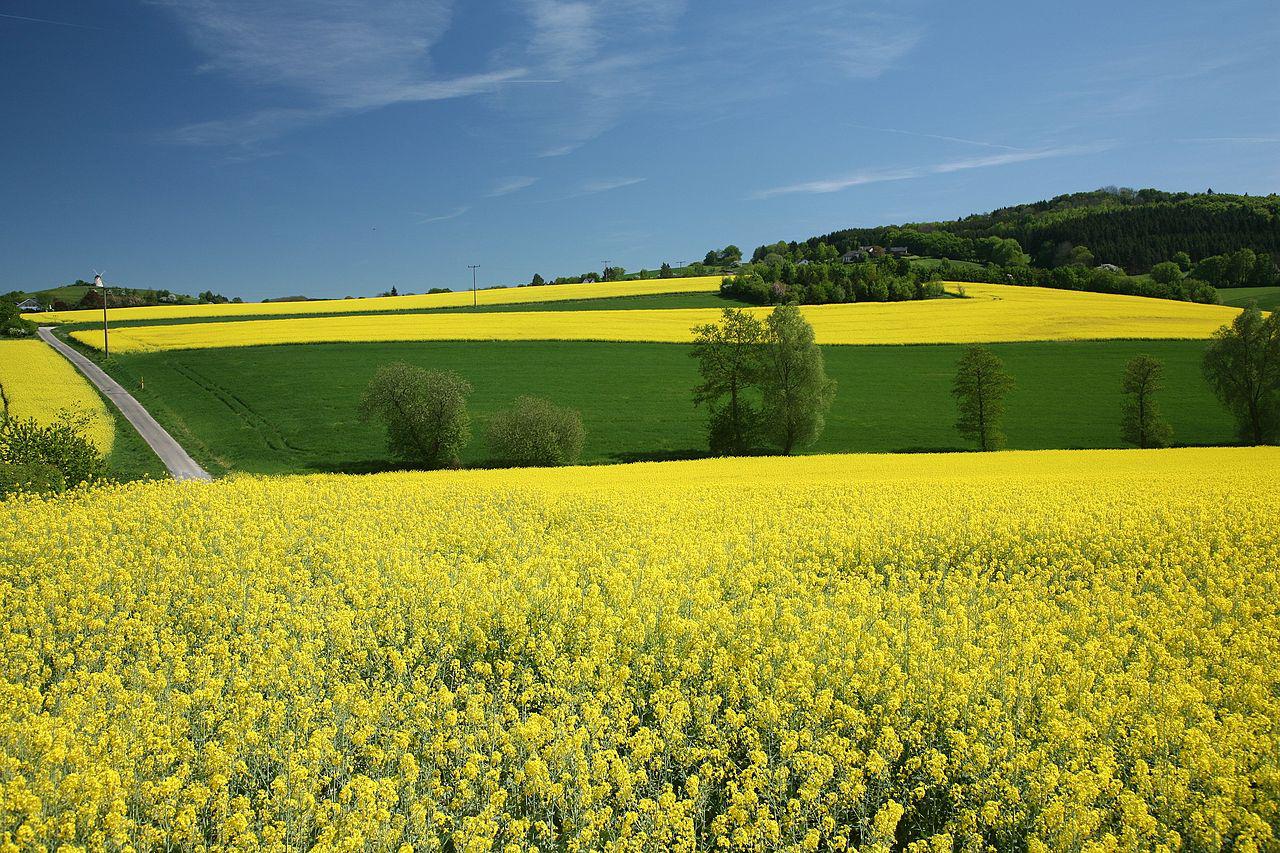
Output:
94,272,109,359
468,264,480,307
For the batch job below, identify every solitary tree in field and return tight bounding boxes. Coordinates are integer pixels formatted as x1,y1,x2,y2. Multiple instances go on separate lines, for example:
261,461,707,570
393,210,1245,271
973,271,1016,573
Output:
1202,306,1280,444
487,396,584,466
759,305,836,454
659,262,673,279
1120,355,1173,448
952,346,1014,451
691,309,765,455
360,363,472,468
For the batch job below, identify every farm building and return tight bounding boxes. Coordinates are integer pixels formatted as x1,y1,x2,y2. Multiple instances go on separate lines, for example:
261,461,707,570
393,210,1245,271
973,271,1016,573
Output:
16,298,41,312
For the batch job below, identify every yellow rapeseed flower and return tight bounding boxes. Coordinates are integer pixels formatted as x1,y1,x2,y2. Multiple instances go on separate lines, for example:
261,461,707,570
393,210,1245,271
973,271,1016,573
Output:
66,283,1245,353
0,446,1277,849
0,339,114,451
29,276,727,324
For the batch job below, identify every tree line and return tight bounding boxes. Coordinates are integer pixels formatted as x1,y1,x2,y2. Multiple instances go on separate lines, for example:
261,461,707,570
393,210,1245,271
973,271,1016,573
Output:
807,188,1280,275
724,253,945,306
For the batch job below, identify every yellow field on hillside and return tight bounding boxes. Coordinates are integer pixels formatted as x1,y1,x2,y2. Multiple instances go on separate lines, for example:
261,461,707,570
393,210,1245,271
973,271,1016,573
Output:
0,340,114,451
69,282,1243,352
25,276,726,324
2,447,1277,848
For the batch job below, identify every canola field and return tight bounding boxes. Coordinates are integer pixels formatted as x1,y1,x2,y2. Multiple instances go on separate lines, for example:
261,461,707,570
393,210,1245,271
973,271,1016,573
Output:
67,283,1243,353
2,447,1278,849
26,277,726,325
0,340,114,452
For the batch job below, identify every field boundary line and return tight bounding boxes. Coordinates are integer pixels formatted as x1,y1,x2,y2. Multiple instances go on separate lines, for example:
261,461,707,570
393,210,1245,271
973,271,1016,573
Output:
36,327,212,481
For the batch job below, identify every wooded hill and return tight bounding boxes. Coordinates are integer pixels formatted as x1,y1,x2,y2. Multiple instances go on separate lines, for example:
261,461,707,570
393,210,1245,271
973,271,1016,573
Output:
801,188,1280,273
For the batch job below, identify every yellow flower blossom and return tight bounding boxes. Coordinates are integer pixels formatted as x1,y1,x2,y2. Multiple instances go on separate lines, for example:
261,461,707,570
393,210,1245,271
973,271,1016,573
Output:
0,446,1277,849
68,282,1243,353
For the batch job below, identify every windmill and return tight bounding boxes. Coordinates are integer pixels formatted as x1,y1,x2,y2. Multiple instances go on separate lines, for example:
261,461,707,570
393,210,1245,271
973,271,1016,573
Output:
93,269,110,358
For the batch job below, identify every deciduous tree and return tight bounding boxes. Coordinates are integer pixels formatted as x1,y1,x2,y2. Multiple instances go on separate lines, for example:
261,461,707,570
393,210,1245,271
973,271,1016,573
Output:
360,363,471,468
487,396,584,466
952,346,1014,451
1202,306,1280,444
1120,355,1173,448
758,305,835,454
690,309,765,455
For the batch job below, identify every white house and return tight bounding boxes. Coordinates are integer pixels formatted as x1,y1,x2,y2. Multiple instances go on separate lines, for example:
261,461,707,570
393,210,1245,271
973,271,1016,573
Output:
16,298,41,312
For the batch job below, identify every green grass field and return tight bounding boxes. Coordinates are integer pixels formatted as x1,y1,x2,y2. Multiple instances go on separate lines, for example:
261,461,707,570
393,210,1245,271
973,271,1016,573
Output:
1218,286,1280,311
17,284,93,306
99,339,1235,476
56,290,751,330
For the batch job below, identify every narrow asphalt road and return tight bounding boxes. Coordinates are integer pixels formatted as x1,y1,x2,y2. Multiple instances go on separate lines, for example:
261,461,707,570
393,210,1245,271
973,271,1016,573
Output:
37,327,211,481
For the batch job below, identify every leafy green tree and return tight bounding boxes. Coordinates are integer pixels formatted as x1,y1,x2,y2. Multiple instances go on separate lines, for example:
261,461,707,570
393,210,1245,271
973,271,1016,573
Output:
758,305,836,454
1148,262,1184,285
659,262,673,279
952,346,1014,451
1172,251,1192,272
0,410,104,488
487,396,584,466
1223,248,1257,287
1120,356,1173,448
691,309,765,455
360,363,472,468
1067,245,1096,268
530,273,546,286
981,237,1030,267
1202,306,1280,444
703,250,719,266
1248,253,1280,288
0,299,36,337
721,245,743,264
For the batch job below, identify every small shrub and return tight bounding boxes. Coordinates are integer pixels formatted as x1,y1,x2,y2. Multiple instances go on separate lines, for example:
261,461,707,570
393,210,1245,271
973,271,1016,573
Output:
0,411,104,488
487,397,584,466
0,462,66,499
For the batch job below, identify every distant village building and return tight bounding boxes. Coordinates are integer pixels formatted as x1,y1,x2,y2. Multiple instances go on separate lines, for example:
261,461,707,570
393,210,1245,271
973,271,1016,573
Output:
1095,263,1124,273
16,298,41,312
888,246,910,257
841,249,867,263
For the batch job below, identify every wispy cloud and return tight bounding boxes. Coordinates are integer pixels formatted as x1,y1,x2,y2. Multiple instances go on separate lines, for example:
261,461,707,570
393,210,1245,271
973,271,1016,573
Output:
722,3,922,80
580,177,646,194
848,123,1022,151
1177,136,1280,144
753,144,1112,199
514,0,688,156
414,206,471,224
485,176,539,197
154,0,535,146
511,1,924,156
0,11,103,29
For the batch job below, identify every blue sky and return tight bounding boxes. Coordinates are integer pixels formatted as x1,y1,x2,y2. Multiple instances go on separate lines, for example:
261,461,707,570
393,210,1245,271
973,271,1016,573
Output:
2,0,1278,300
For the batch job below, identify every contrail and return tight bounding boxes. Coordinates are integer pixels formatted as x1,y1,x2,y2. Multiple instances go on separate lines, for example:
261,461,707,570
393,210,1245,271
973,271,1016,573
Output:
0,11,101,30
849,123,1022,151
